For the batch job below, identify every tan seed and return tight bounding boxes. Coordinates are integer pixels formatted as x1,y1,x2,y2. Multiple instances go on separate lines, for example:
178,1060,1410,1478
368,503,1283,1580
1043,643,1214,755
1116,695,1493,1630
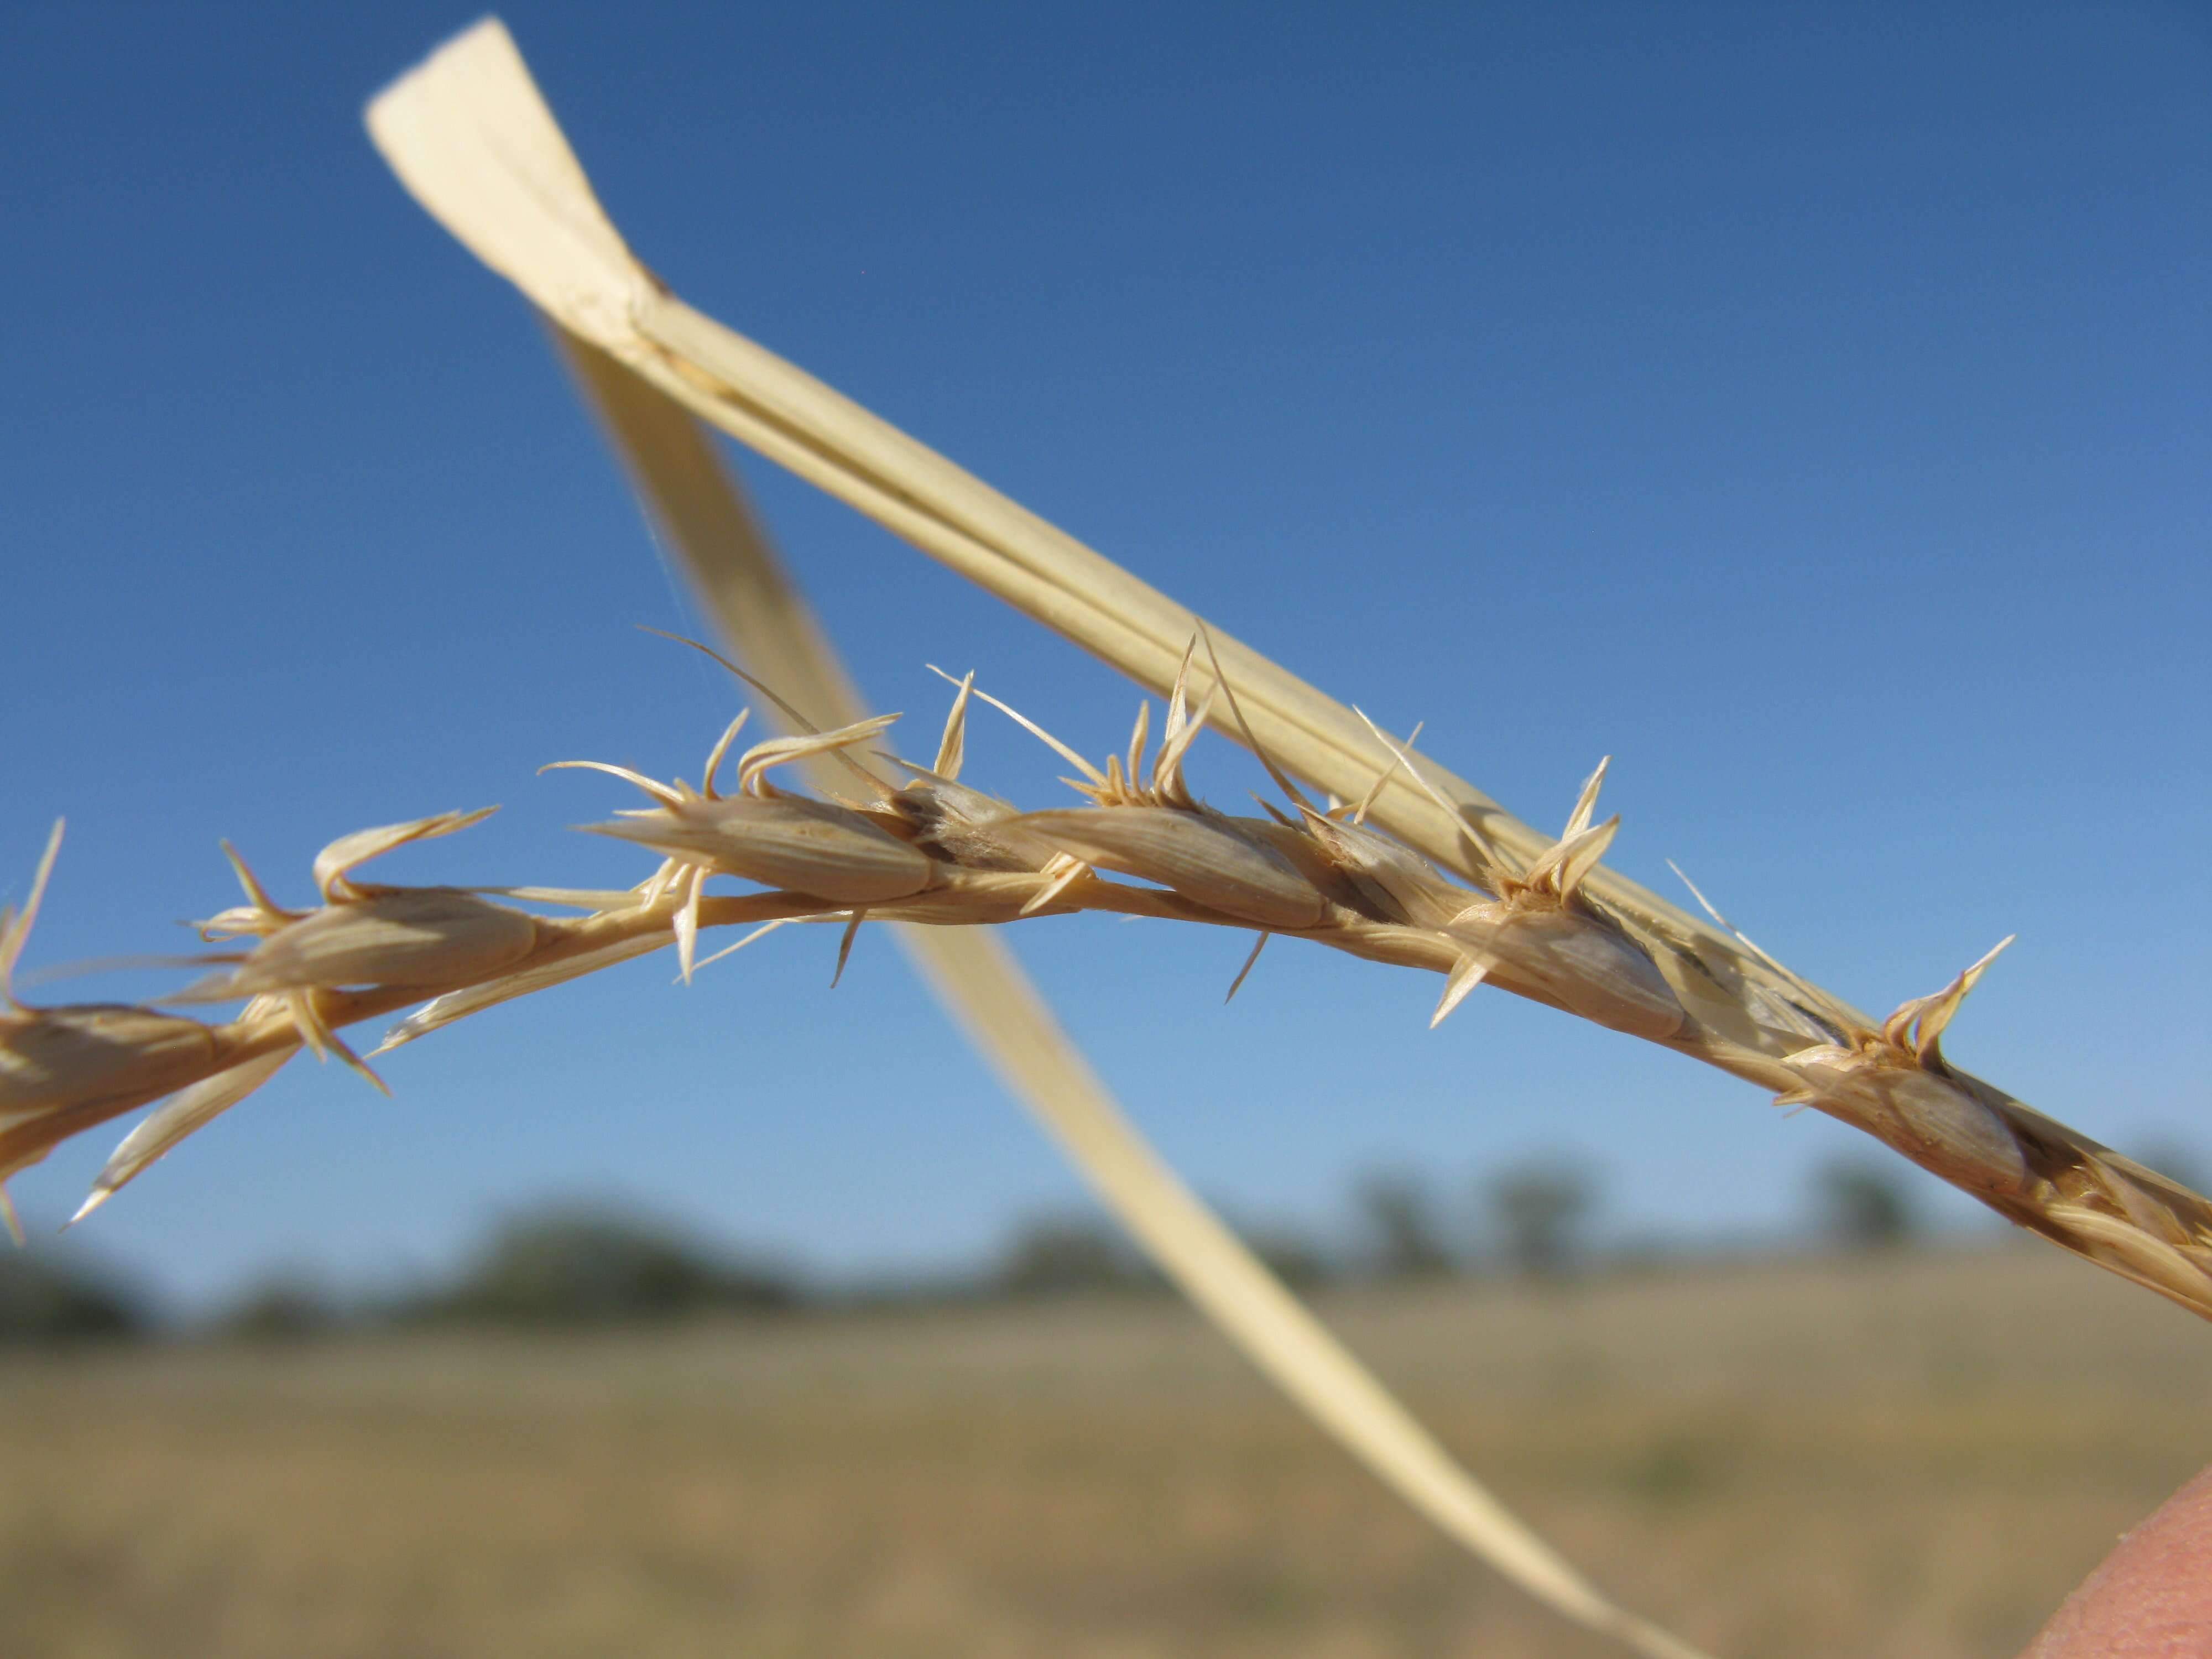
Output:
1016,807,1329,931
590,795,936,904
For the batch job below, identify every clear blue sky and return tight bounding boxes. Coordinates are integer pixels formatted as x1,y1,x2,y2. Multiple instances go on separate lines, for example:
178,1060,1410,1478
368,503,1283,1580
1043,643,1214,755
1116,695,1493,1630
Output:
4,3,2205,1311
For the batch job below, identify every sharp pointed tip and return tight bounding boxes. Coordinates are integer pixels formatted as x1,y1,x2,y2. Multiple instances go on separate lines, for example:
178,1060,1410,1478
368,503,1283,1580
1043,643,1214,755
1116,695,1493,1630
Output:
342,1052,394,1097
65,1189,109,1228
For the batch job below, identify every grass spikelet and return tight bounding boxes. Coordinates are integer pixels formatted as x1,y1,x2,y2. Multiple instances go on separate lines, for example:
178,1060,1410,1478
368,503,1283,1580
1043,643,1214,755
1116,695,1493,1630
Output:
1014,807,1329,931
1777,944,2033,1199
556,709,936,978
171,817,541,1092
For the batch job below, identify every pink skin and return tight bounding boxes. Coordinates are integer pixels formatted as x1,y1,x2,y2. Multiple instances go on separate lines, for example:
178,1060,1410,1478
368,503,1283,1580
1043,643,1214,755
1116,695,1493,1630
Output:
2023,1463,2212,1656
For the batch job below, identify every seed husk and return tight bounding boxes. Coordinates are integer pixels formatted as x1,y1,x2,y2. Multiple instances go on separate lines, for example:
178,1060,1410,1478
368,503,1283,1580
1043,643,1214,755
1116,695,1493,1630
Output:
1,1005,222,1131
1779,1047,2031,1197
174,889,542,1001
588,795,936,903
1447,906,1687,1042
1016,806,1329,931
1300,810,1469,930
883,764,1063,873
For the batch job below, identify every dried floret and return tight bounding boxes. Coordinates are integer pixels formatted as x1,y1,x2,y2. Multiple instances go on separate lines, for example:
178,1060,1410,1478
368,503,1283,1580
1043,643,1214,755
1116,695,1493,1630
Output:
175,812,538,1089
1778,940,2031,1197
559,709,937,980
957,644,1329,931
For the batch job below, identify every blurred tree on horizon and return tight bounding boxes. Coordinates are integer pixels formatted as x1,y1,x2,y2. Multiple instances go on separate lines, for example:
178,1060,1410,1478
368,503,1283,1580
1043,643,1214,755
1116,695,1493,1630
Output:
992,1215,1164,1297
217,1276,342,1342
1486,1163,1596,1279
415,1206,799,1325
0,1245,148,1343
1813,1161,1918,1253
1355,1173,1457,1280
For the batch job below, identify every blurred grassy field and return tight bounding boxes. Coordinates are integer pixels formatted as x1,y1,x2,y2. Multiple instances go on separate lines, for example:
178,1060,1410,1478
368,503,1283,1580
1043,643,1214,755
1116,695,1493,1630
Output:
2,1244,2205,1658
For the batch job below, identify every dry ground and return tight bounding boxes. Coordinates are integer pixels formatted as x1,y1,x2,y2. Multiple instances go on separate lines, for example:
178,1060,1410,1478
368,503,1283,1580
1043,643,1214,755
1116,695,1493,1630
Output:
2,1245,2205,1658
